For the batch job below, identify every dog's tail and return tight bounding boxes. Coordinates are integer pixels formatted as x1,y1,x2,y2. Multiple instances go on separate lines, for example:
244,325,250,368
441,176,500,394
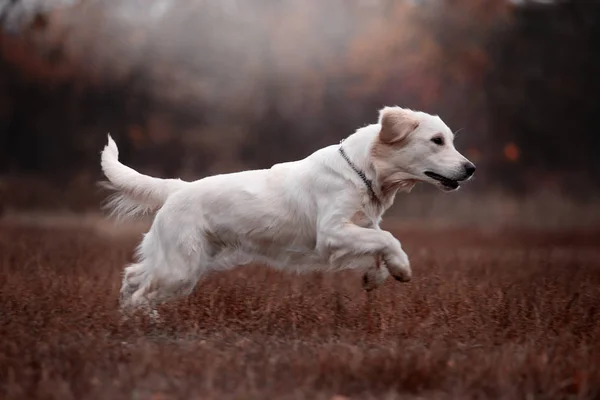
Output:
100,134,189,221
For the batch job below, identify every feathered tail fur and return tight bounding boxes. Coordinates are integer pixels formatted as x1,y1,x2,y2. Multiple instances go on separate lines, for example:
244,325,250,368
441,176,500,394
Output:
100,134,188,220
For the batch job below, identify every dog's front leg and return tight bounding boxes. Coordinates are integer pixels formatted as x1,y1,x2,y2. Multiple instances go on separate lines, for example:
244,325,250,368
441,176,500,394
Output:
362,255,390,291
318,223,412,283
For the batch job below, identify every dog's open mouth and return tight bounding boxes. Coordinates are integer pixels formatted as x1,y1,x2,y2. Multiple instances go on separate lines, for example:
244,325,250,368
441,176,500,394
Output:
424,171,460,191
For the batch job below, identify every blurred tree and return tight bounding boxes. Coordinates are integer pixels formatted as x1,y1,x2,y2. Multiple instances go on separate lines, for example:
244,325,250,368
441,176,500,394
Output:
0,0,598,196
485,0,600,193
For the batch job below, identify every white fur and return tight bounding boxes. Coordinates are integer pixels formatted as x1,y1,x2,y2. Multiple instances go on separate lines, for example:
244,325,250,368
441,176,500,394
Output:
100,106,474,312
101,136,187,220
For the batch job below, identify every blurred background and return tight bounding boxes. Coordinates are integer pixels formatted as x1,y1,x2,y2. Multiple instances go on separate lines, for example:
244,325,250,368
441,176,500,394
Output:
1,0,599,229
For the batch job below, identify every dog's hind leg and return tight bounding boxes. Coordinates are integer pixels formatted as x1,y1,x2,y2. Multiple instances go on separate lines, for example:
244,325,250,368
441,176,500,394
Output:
118,259,163,319
120,261,204,322
118,220,209,317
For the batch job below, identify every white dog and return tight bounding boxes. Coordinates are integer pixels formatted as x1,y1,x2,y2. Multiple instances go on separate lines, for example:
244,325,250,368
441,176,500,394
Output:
101,106,475,312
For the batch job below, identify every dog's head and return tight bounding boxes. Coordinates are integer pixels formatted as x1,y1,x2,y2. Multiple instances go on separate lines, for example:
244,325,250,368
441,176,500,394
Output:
372,106,475,192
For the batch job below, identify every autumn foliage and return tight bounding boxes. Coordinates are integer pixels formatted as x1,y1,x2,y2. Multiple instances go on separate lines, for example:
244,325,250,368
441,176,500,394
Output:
1,0,599,195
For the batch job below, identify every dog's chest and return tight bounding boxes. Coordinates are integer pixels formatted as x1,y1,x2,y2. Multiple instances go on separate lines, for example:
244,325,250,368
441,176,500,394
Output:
351,208,381,229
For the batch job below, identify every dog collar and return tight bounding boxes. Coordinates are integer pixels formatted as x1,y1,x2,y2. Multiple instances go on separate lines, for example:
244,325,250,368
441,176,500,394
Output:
338,140,379,203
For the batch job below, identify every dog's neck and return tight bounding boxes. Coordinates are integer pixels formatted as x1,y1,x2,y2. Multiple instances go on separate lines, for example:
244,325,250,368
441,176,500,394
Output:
340,125,416,208
338,144,379,203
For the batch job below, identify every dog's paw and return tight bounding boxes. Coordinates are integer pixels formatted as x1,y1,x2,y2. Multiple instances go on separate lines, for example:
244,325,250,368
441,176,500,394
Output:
362,266,390,291
393,273,411,283
385,250,412,283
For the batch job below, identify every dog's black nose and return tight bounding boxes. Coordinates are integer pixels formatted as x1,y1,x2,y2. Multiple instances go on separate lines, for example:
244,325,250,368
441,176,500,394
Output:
463,162,476,177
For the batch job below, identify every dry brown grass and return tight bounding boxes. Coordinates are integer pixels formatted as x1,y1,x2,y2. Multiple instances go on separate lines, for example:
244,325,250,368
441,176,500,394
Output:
1,221,600,399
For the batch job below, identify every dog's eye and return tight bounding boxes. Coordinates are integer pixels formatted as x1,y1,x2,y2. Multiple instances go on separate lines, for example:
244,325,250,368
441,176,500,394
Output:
431,137,444,146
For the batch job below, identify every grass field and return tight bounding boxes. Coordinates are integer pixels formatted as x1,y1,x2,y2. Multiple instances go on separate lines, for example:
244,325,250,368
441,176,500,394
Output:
1,218,600,399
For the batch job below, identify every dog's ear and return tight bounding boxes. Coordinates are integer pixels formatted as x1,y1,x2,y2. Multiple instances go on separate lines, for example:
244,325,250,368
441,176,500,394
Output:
378,107,419,144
